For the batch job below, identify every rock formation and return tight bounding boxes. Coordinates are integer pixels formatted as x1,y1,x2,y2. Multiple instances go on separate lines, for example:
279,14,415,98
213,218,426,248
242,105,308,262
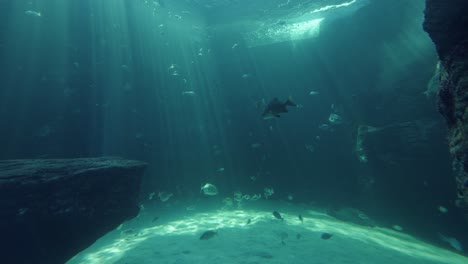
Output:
423,0,468,219
0,157,147,264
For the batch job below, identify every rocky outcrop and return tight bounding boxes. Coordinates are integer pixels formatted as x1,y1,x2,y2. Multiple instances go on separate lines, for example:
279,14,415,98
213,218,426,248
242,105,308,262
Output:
0,157,147,264
423,1,468,219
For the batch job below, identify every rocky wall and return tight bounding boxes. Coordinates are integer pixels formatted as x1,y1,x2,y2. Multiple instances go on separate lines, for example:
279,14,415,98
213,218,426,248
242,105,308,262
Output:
423,0,468,220
0,157,147,264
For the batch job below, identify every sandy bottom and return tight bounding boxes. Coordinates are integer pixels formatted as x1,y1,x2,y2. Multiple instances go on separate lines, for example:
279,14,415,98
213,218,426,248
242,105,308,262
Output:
67,201,467,264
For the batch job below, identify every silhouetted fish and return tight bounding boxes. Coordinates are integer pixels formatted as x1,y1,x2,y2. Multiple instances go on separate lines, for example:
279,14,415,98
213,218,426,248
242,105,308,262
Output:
272,211,284,220
321,233,333,240
260,97,297,119
298,214,303,223
200,230,218,240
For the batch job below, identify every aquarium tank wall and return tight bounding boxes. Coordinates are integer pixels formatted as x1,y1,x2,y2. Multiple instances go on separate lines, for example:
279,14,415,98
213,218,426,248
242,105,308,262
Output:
0,0,468,263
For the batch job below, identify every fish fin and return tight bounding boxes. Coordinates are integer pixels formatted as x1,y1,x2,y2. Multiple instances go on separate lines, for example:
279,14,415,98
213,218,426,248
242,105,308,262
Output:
285,96,296,107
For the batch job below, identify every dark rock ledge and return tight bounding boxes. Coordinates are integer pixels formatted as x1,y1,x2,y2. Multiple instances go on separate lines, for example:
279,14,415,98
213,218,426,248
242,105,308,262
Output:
424,0,468,220
0,157,147,264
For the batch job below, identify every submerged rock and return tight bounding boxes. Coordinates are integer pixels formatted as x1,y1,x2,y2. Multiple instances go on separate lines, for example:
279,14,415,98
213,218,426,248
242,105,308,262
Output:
423,0,468,221
0,157,147,264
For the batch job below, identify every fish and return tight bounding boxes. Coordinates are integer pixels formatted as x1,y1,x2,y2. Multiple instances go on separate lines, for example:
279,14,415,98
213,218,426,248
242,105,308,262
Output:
438,206,448,213
25,10,41,17
309,91,320,96
182,91,196,96
200,230,218,240
201,183,218,196
158,191,173,202
246,218,251,225
321,233,333,240
439,233,463,252
261,97,297,119
272,211,284,221
298,214,303,223
250,143,261,148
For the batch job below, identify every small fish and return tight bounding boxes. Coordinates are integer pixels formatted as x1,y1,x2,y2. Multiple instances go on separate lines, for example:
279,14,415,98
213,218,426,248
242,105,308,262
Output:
200,230,218,240
158,191,173,202
439,233,463,252
296,233,302,239
246,218,251,225
182,91,196,96
321,233,333,240
328,113,343,124
309,91,320,96
272,211,284,221
298,214,303,223
152,216,159,222
25,10,41,17
250,143,261,148
392,225,403,231
232,43,238,49
201,183,218,196
438,206,448,213
122,229,135,235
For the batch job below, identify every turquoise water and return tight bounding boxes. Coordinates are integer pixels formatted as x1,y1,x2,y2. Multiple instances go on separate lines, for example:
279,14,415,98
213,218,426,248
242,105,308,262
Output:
0,0,466,262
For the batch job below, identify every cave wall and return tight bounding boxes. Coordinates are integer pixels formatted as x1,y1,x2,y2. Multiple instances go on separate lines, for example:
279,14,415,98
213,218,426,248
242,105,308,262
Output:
423,0,468,220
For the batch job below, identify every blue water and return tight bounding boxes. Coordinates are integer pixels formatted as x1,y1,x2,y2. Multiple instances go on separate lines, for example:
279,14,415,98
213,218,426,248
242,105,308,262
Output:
0,0,466,257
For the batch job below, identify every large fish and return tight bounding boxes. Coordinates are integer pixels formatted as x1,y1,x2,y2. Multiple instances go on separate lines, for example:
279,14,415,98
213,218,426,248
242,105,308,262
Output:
260,97,297,119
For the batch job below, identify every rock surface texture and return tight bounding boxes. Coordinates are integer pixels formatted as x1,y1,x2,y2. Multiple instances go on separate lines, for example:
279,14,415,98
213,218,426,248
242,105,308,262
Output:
423,0,468,219
0,157,146,264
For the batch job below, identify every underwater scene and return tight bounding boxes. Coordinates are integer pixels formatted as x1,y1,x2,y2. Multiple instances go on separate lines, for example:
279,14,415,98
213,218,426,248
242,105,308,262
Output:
1,0,468,263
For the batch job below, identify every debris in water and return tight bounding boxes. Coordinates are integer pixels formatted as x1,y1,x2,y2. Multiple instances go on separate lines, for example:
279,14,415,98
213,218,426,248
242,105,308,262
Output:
264,187,274,199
